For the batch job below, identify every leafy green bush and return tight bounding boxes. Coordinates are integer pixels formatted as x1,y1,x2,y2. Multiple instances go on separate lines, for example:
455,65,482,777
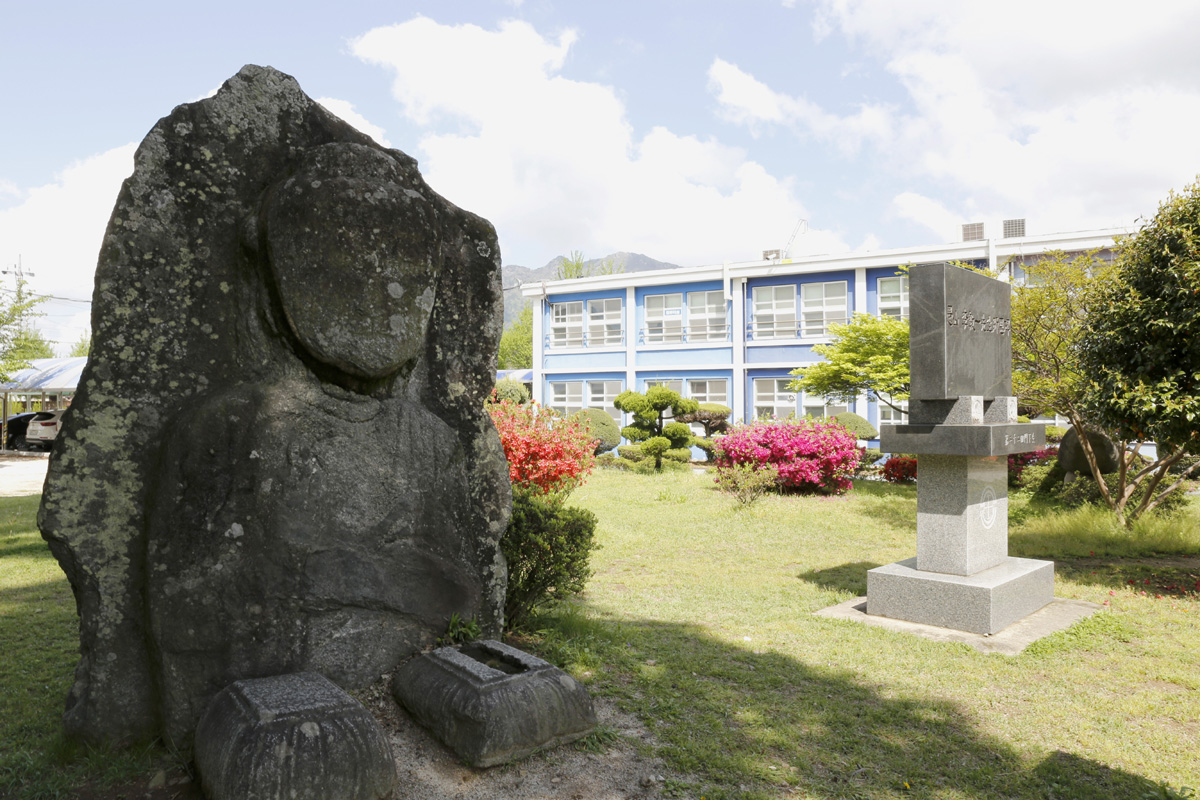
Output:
617,445,645,462
664,447,693,464
714,462,779,506
692,437,716,461
830,411,878,441
1045,425,1068,444
1057,473,1189,517
861,447,884,465
574,408,620,454
1022,461,1065,496
503,487,598,630
491,378,531,404
675,403,732,437
628,458,690,474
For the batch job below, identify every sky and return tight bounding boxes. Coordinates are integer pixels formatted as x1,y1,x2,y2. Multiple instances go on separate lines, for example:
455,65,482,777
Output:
3,1,1199,354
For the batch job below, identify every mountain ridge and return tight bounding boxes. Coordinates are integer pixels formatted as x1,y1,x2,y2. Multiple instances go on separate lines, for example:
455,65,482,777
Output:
501,252,683,325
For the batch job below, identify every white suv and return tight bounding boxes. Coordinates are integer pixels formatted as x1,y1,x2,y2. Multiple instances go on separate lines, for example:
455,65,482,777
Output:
26,410,65,450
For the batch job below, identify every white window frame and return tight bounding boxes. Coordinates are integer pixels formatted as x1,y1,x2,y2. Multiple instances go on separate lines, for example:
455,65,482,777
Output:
587,297,623,346
549,381,584,415
645,293,684,344
688,378,728,406
876,392,908,425
588,379,623,421
802,393,848,420
800,281,848,338
549,301,584,348
687,290,727,342
877,276,909,320
753,378,795,419
751,285,797,340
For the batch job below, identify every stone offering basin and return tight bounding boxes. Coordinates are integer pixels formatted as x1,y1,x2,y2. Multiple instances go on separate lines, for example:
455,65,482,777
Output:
392,639,596,767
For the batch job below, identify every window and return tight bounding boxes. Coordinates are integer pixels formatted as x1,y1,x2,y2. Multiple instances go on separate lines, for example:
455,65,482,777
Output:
688,290,727,341
876,392,908,425
549,381,584,415
751,285,796,340
878,276,909,319
801,282,848,338
588,298,623,346
550,301,583,347
645,293,684,343
753,378,795,419
588,380,623,420
802,393,848,420
688,379,728,406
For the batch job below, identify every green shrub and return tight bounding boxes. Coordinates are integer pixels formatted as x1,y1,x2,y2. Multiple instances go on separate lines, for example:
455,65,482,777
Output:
1044,425,1068,444
617,445,645,462
675,403,732,437
491,378,530,404
1022,461,1064,496
861,447,884,465
503,487,598,631
574,408,620,454
714,462,779,506
595,453,626,470
1057,472,1189,517
830,411,878,441
629,458,690,475
664,447,693,464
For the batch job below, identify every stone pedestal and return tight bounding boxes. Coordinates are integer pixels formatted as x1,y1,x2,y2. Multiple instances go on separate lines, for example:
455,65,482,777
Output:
867,263,1055,636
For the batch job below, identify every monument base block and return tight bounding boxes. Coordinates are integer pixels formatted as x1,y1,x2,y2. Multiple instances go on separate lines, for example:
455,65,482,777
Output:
866,557,1054,635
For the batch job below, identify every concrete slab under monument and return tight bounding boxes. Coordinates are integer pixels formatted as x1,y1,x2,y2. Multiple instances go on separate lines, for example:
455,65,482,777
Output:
816,595,1101,655
866,556,1055,635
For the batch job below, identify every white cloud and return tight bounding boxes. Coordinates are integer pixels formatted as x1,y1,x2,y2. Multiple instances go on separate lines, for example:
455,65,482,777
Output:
891,192,961,243
316,97,392,148
352,18,848,266
720,0,1200,235
707,58,892,155
0,143,135,353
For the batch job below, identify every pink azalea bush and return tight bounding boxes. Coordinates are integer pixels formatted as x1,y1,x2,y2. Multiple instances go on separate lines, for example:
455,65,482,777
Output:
713,419,861,496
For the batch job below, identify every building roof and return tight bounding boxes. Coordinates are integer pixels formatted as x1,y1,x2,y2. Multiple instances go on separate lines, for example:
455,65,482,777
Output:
519,226,1127,297
2,357,87,392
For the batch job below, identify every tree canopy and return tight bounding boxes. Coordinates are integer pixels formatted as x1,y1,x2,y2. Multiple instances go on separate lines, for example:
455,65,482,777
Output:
0,280,49,381
1081,179,1200,451
787,312,909,412
498,302,533,370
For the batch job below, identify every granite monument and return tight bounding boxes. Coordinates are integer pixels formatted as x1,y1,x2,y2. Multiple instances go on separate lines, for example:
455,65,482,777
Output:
868,263,1054,634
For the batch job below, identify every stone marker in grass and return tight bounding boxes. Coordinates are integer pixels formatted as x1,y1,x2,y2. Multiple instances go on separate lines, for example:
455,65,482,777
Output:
194,672,396,800
869,263,1053,635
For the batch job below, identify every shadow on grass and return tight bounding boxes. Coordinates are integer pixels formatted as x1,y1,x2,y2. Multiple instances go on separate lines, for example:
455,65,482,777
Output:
796,561,880,596
533,613,1164,800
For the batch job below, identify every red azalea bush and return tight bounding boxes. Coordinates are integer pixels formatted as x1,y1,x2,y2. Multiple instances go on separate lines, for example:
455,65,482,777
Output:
713,419,861,495
487,399,596,496
882,455,918,484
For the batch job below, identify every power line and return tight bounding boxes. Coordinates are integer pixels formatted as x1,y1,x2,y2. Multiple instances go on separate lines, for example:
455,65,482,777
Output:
0,286,91,305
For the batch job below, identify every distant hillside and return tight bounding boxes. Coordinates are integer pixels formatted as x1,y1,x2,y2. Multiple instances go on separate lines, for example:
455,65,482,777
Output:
501,252,682,325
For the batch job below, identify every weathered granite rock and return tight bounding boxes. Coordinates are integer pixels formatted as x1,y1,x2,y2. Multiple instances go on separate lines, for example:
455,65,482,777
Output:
392,640,596,767
194,672,396,800
38,65,511,750
1058,426,1120,477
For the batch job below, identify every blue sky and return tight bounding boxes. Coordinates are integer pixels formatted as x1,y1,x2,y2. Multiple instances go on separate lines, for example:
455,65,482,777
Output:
3,1,1200,352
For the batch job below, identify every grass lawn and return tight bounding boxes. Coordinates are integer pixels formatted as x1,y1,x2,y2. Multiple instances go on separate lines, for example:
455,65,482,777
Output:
3,473,1199,799
525,468,1200,800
